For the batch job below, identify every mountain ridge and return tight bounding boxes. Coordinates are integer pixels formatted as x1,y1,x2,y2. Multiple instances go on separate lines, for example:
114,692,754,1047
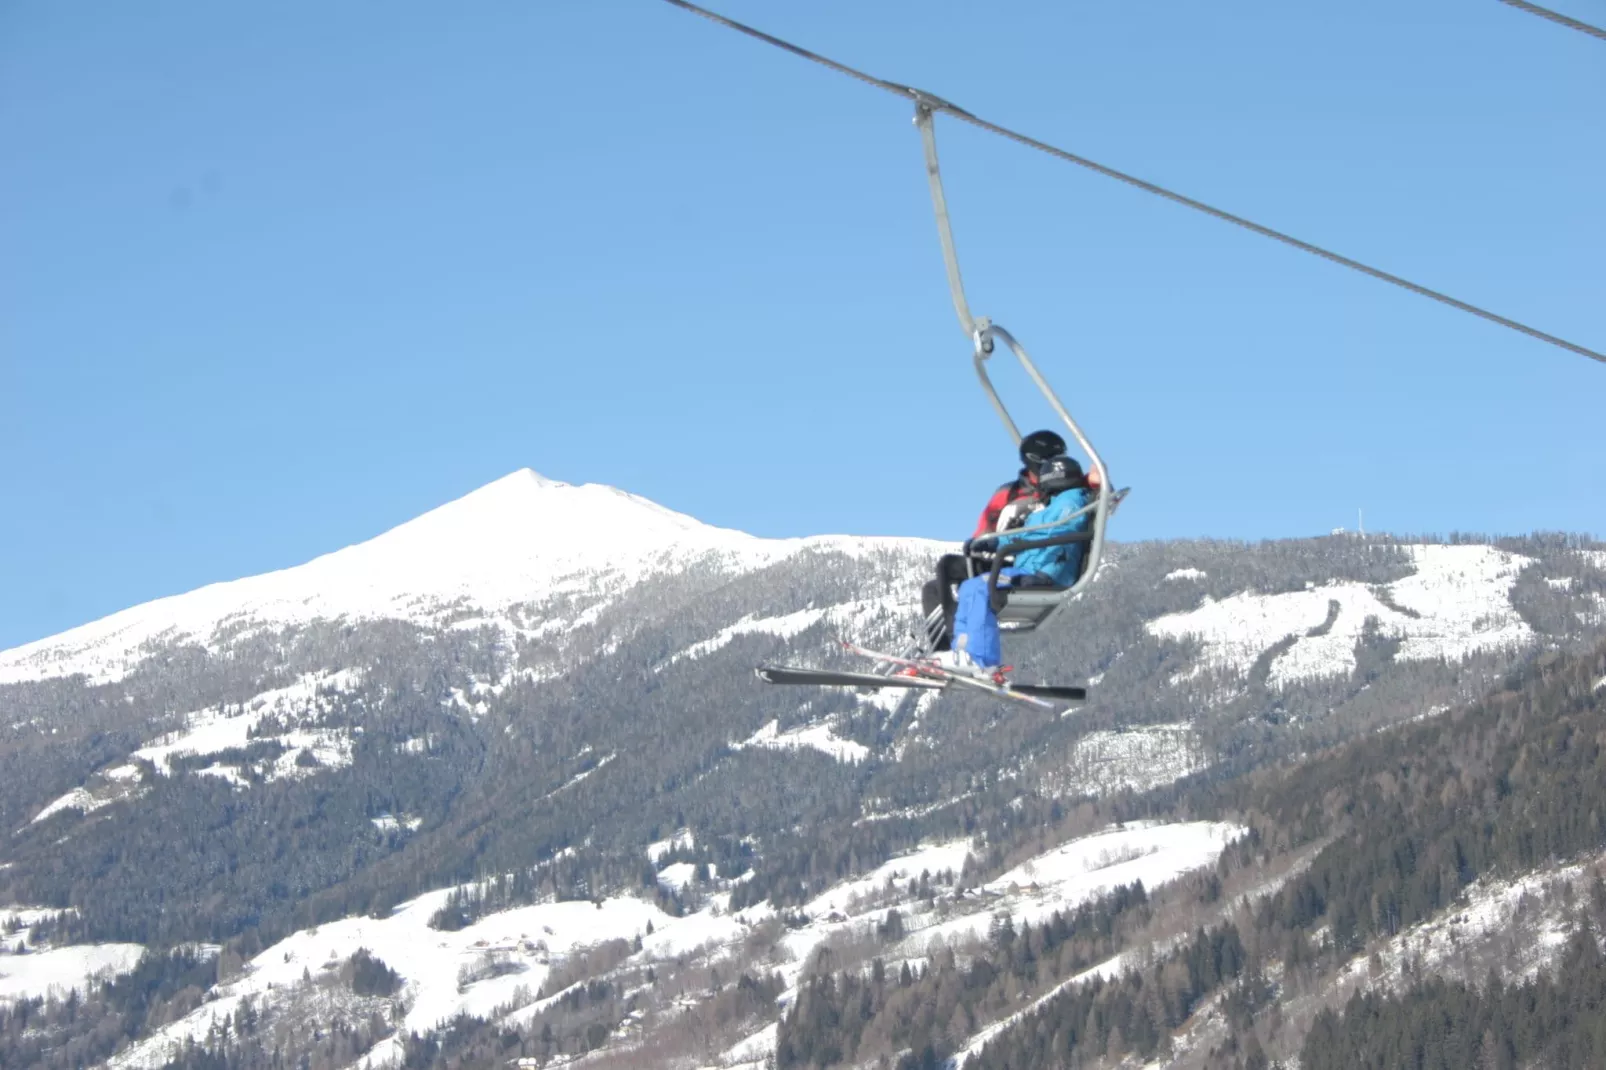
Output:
0,468,946,686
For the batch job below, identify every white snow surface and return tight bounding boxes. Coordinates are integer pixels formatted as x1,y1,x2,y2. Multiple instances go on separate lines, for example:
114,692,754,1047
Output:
1164,568,1207,582
942,824,1242,1066
0,943,145,1003
133,669,363,775
1146,545,1534,686
370,814,422,833
720,1022,778,1067
656,862,698,893
0,906,71,933
911,822,1242,950
734,719,870,765
804,839,976,918
98,823,1240,1069
989,821,1237,914
1336,861,1594,992
669,596,915,667
24,670,371,822
1,906,77,952
672,608,831,664
647,829,694,864
197,765,250,788
107,887,678,1070
635,899,753,963
30,787,114,825
755,821,1240,1010
0,471,945,685
955,972,1087,1068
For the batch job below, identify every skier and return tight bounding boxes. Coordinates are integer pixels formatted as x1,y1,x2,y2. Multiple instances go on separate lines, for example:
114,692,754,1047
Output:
973,429,1071,537
949,453,1093,670
922,430,1089,651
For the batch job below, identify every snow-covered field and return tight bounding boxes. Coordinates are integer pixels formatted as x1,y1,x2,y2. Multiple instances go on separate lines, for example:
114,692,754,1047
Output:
1147,545,1535,686
370,813,423,833
106,889,674,1070
804,839,976,919
133,669,363,774
30,669,365,824
30,787,121,825
647,829,695,864
93,820,1241,1070
1,906,75,952
915,822,1243,947
1334,861,1596,993
665,594,919,670
733,718,870,765
701,822,1242,1069
753,822,1242,1001
657,862,699,893
0,943,145,1003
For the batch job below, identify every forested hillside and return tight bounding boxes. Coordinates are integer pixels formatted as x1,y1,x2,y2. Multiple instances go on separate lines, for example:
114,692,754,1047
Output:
953,633,1606,1069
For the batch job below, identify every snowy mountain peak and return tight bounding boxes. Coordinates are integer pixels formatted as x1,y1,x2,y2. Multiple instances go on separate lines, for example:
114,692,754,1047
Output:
0,471,811,687
502,468,565,489
364,468,759,562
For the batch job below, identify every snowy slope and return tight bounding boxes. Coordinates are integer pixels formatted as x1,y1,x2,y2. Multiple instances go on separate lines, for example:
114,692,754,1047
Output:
0,905,146,1003
0,471,945,685
0,943,145,1003
27,670,367,825
1332,861,1595,993
96,821,1239,1070
104,888,675,1070
1145,545,1535,686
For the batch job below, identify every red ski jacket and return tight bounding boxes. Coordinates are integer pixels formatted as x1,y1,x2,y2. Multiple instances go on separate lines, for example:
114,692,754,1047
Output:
973,478,1037,539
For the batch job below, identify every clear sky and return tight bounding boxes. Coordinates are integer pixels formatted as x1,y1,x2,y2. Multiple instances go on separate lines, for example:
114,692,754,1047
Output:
3,0,1602,650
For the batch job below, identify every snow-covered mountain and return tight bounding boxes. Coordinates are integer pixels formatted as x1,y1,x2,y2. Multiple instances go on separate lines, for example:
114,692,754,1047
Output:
3,472,1605,1070
0,469,942,686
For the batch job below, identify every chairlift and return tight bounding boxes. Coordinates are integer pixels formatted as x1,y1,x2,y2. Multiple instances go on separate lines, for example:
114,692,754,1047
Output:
753,102,1124,708
913,100,1124,636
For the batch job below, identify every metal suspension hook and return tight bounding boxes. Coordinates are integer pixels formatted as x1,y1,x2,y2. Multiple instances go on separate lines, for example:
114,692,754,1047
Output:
973,324,994,356
918,103,1019,445
914,103,978,344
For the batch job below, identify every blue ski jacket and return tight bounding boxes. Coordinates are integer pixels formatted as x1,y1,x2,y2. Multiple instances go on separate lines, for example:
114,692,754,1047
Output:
997,487,1092,587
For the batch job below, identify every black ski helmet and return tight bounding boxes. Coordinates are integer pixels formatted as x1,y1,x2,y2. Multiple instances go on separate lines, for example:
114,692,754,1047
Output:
1033,454,1086,496
1019,430,1068,468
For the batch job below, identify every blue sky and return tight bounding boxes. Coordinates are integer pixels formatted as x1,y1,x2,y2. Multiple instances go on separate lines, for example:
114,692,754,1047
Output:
2,0,1602,649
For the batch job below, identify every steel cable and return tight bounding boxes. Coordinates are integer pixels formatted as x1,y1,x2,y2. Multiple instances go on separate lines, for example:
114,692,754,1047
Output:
1498,0,1606,41
661,0,1605,365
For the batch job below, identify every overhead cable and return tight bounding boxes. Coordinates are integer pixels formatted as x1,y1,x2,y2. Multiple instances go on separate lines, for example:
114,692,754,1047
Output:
661,0,1605,366
1498,0,1606,41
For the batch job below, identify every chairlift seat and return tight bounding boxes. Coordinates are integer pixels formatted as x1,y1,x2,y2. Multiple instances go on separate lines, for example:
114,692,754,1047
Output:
962,527,1097,635
996,586,1068,632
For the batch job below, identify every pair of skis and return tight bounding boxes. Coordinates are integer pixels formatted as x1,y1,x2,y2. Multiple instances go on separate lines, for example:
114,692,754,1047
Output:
756,641,1086,710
